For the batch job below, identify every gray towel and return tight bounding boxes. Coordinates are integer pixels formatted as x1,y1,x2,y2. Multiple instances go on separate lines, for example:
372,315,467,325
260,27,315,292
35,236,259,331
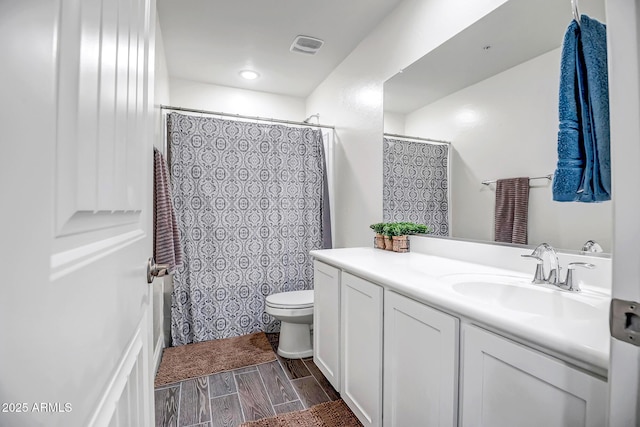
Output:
494,178,530,245
153,147,183,272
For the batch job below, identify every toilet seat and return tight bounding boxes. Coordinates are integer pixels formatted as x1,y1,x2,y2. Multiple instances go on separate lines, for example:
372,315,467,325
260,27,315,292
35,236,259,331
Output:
266,290,313,309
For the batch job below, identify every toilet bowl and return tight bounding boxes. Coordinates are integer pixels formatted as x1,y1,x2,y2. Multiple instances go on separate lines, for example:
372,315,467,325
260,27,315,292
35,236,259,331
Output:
265,290,314,359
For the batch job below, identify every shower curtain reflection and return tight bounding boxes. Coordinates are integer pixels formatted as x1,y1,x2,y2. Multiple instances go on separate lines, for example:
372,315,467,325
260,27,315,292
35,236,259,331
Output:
167,113,330,345
383,136,450,236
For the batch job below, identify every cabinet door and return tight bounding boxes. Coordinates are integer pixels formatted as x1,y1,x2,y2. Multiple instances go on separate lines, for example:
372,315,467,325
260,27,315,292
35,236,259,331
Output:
313,260,341,391
341,272,383,427
460,324,607,427
384,291,459,427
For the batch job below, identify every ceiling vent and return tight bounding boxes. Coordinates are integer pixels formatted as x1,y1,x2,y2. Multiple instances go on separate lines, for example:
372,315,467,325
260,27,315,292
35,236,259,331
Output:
290,35,324,55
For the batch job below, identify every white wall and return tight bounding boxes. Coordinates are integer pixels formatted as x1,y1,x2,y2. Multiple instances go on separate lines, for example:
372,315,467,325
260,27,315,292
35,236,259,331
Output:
402,48,612,251
170,77,306,121
154,18,171,124
383,111,406,135
306,0,509,248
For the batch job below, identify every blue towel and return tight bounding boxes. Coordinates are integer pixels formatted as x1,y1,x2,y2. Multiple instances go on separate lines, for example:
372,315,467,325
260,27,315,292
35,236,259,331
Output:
553,21,583,201
552,15,610,202
579,15,610,201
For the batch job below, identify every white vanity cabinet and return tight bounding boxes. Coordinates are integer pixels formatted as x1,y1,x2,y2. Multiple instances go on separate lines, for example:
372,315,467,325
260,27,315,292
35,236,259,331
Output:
311,249,609,427
460,324,608,427
341,272,383,427
383,291,459,427
313,260,341,390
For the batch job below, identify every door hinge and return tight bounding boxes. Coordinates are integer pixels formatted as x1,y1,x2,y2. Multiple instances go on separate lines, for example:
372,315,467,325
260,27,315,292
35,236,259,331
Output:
610,298,640,346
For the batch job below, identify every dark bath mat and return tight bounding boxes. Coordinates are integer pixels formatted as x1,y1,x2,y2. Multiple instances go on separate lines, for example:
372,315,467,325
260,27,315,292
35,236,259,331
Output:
155,332,276,387
240,400,363,427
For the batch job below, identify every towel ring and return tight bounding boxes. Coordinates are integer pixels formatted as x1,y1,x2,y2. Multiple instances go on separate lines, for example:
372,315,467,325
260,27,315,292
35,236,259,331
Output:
571,0,581,25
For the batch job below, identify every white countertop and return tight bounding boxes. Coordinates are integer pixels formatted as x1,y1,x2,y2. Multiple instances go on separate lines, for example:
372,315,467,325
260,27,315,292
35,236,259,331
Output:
310,247,610,376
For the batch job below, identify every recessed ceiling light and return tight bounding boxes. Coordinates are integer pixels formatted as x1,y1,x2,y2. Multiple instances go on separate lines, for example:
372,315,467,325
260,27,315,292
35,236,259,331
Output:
239,70,259,80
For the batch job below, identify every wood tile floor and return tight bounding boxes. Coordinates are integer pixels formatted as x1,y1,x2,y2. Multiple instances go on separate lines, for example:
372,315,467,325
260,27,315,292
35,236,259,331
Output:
154,333,341,427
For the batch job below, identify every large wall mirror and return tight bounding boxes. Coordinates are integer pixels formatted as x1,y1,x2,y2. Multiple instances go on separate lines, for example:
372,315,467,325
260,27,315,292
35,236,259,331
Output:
383,0,611,253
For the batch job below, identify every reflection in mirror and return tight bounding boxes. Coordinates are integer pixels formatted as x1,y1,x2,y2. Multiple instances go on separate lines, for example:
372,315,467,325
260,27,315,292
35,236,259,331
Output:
383,0,610,253
383,134,451,237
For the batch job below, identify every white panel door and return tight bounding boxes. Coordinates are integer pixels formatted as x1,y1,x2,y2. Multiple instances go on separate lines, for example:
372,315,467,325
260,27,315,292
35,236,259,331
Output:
384,291,459,427
341,272,383,427
460,324,607,427
0,0,157,426
313,261,341,391
606,0,640,425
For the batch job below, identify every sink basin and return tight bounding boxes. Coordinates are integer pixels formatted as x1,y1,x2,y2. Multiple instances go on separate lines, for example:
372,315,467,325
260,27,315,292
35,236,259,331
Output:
443,274,600,319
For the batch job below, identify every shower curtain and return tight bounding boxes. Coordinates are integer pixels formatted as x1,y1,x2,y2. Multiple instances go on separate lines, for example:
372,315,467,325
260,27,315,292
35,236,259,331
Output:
383,137,449,236
167,113,330,345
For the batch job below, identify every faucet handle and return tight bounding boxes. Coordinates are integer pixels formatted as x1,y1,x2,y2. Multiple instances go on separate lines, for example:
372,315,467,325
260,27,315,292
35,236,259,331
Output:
560,262,596,292
521,255,545,284
568,262,596,270
581,240,603,253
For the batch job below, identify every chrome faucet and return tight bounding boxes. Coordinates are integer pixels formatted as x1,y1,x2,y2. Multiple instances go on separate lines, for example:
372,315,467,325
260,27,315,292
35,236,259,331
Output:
581,240,603,253
522,243,559,284
522,243,596,292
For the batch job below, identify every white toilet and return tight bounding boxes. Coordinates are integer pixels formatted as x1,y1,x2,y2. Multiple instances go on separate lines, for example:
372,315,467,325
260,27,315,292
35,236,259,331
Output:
265,290,314,359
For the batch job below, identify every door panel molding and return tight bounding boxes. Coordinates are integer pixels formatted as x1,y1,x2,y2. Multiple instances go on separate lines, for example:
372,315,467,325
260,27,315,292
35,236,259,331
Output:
55,0,147,237
50,229,145,281
87,313,152,427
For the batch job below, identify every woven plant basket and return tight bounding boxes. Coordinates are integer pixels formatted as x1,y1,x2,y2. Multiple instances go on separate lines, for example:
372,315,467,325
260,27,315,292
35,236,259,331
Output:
392,235,410,253
374,234,385,249
384,236,394,251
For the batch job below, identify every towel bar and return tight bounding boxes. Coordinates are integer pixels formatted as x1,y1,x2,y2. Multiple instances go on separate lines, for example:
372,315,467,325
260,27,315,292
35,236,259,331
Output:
481,174,553,186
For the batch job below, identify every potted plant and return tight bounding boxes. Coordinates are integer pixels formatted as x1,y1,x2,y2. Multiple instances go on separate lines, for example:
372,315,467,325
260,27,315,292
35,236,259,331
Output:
390,222,410,253
369,222,386,249
381,223,396,251
371,222,432,252
392,222,432,253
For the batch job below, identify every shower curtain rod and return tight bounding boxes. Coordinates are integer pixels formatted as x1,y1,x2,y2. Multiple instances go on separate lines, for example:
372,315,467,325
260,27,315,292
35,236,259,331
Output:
384,132,451,145
161,105,335,130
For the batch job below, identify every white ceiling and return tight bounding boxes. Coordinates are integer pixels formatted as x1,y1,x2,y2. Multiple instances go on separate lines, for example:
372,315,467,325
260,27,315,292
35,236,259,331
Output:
384,0,606,115
157,0,404,98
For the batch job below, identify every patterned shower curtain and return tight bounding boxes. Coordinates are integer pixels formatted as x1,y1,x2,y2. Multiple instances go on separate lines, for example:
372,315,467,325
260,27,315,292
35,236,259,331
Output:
167,113,329,345
383,137,450,236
